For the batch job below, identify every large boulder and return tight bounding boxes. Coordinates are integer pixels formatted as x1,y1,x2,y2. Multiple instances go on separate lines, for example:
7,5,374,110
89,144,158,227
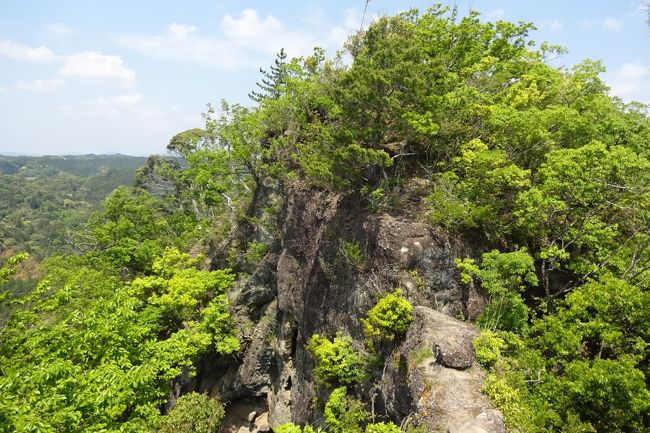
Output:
383,306,505,433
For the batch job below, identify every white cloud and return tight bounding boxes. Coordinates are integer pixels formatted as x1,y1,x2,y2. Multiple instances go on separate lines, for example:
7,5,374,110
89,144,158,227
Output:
328,8,379,47
606,62,650,104
60,93,143,116
485,9,505,21
222,9,309,55
15,78,67,92
0,39,55,62
167,23,197,40
115,10,318,71
108,93,142,105
47,22,72,35
544,18,563,31
59,52,136,86
603,18,623,31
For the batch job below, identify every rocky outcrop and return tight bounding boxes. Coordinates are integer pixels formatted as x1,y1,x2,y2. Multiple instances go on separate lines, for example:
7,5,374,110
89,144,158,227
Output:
197,184,499,431
383,306,504,433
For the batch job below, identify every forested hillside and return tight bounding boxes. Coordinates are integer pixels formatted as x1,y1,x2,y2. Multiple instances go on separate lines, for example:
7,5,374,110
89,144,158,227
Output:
1,6,649,433
0,154,148,257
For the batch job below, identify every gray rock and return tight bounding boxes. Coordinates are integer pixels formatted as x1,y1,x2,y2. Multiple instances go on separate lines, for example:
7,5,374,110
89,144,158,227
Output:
254,412,271,432
383,306,504,433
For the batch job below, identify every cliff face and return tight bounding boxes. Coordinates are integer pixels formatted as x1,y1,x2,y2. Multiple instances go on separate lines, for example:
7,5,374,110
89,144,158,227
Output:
198,183,503,433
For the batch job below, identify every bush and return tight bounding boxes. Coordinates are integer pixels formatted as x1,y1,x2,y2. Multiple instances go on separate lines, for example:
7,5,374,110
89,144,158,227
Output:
158,392,225,433
324,386,369,433
473,331,505,368
275,423,325,433
365,422,402,433
340,240,367,270
306,333,366,385
362,289,413,342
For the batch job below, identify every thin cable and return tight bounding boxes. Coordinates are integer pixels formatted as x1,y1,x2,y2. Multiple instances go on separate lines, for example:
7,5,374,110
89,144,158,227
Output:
360,0,370,30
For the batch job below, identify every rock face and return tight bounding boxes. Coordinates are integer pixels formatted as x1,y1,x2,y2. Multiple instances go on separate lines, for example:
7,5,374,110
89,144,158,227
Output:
383,306,504,433
195,184,501,431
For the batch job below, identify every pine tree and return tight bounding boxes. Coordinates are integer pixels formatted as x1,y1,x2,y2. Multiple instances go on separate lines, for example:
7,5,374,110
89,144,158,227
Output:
249,48,288,102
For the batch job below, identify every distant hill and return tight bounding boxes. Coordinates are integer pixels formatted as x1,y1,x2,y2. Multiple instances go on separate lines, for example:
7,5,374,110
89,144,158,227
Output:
0,154,149,258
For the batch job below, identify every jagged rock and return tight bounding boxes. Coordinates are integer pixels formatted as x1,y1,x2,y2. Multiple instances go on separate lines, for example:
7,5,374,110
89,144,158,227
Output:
248,411,257,422
254,412,271,432
197,184,498,430
235,252,278,311
383,306,504,433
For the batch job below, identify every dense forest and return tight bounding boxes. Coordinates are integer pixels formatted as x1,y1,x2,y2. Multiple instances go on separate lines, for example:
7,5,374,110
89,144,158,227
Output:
0,154,148,257
1,5,649,433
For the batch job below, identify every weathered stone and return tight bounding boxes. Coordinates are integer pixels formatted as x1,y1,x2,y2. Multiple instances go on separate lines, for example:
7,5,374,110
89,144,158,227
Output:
247,411,257,422
254,412,271,432
196,184,498,430
383,306,504,433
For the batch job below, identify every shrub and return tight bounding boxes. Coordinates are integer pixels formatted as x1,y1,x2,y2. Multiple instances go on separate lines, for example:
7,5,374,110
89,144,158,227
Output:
473,331,505,368
245,241,269,264
306,333,366,385
158,392,224,433
275,423,325,433
365,422,402,433
340,240,367,271
324,386,369,433
362,289,413,342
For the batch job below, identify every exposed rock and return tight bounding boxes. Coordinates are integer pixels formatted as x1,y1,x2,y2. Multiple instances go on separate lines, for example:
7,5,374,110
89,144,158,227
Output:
221,397,268,433
383,306,504,433
196,184,498,430
254,412,271,432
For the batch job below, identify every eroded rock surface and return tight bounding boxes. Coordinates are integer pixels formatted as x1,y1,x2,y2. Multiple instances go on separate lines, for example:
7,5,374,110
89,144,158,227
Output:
194,185,500,431
383,306,505,433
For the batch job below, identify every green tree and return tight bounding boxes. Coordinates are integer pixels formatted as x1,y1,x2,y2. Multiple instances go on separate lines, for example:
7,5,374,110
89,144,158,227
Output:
457,249,537,333
306,333,366,385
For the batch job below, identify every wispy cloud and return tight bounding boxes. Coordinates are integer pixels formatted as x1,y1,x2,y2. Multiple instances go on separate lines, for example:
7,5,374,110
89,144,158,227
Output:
59,51,136,86
485,9,505,21
15,78,67,92
606,62,650,104
105,93,142,105
0,39,55,62
59,93,142,116
328,8,378,46
543,18,563,31
46,22,73,35
114,9,319,70
602,17,623,31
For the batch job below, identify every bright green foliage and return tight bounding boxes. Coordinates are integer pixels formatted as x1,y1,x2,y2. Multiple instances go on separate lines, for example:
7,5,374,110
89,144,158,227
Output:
87,186,197,273
245,242,269,264
515,141,650,306
130,249,235,326
457,249,537,333
430,139,530,236
478,276,650,432
473,330,506,368
0,248,237,432
157,393,225,433
340,240,367,271
532,275,649,363
362,289,413,342
306,333,366,385
0,252,28,286
364,422,402,433
275,423,325,433
324,387,369,433
275,423,304,433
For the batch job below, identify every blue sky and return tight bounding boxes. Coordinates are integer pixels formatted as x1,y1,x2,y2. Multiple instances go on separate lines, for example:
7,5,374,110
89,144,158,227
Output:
1,1,648,156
